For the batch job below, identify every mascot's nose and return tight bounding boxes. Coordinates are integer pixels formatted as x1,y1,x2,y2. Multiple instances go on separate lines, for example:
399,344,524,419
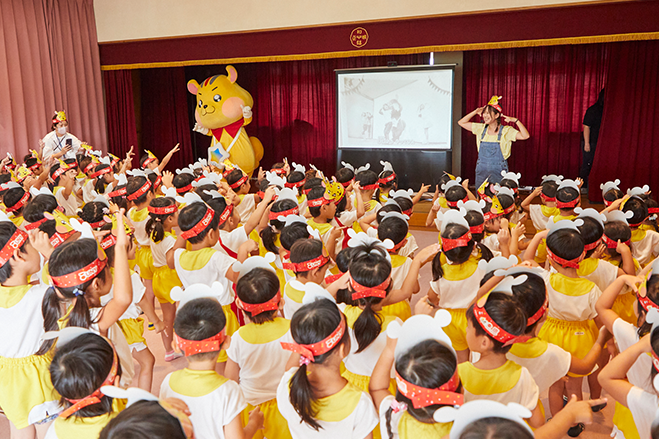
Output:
203,104,208,109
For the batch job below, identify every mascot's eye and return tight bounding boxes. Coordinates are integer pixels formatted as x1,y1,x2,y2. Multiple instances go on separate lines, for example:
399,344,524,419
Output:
213,94,221,102
198,100,203,108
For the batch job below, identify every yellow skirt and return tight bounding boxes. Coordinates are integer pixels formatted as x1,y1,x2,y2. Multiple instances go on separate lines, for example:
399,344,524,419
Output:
612,291,637,325
240,398,292,439
135,246,154,280
381,300,412,322
152,266,182,304
443,308,469,351
538,317,598,377
534,240,548,265
217,304,239,363
0,354,59,429
116,317,146,346
613,401,640,439
342,369,395,439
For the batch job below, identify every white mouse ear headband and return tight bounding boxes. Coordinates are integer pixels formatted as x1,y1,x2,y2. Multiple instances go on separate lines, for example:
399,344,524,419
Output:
296,280,337,305
175,191,203,205
278,214,307,228
347,229,393,262
545,219,585,268
434,400,533,438
232,253,276,281
477,255,518,274
388,189,414,201
501,171,521,185
541,174,563,184
628,185,650,197
265,171,286,188
604,210,634,225
457,199,486,213
600,179,621,197
355,163,371,174
175,166,194,176
161,186,178,199
191,177,215,188
340,161,354,172
170,281,233,308
380,211,409,223
440,178,462,193
274,187,299,205
291,162,305,174
378,161,396,185
29,186,54,197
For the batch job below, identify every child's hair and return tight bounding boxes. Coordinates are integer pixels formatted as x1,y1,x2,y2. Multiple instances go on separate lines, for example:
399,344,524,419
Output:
236,268,280,324
0,222,29,283
205,197,233,229
303,177,323,195
178,202,219,244
195,185,218,202
578,217,604,258
288,298,349,431
334,247,358,304
93,164,112,193
306,187,327,219
556,186,580,211
375,171,398,201
355,170,378,192
622,197,648,227
445,185,468,209
145,197,176,243
23,193,58,223
437,174,452,195
4,187,29,215
348,244,392,352
173,173,195,195
603,221,632,259
510,272,547,335
280,222,311,252
377,203,402,224
139,153,155,168
377,217,408,250
78,155,93,175
38,239,109,354
226,169,248,191
50,333,121,418
637,274,659,338
603,188,624,206
465,210,488,245
79,202,108,228
646,198,659,232
271,162,286,173
100,400,187,439
652,325,659,380
466,292,527,354
289,239,328,278
287,171,306,188
459,418,534,439
174,297,226,362
335,168,354,186
541,180,558,201
546,228,585,267
98,223,129,268
393,197,413,216
126,176,151,205
500,178,519,194
108,185,128,211
261,198,298,253
386,340,459,439
497,193,516,220
432,223,492,280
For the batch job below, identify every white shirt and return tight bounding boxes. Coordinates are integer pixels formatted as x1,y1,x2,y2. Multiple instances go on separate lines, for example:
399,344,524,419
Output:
101,271,146,321
626,386,659,439
613,319,653,392
506,339,572,394
276,368,378,439
82,179,96,204
214,227,248,256
236,194,257,224
89,307,135,387
41,131,81,160
0,284,48,358
127,207,151,247
344,314,402,378
429,266,485,309
545,273,601,321
529,204,553,231
631,229,659,266
150,233,176,268
54,187,79,217
174,248,235,288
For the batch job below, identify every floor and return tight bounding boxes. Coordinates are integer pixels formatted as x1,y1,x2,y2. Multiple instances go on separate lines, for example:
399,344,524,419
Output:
0,229,615,438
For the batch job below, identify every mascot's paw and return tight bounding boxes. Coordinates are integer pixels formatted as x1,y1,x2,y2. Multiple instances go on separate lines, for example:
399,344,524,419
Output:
242,105,253,119
193,123,210,135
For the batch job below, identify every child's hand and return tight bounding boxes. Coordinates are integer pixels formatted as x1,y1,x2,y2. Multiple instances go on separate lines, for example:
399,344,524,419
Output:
535,229,549,240
415,243,440,265
115,209,128,247
108,201,119,214
248,407,264,431
262,186,277,203
124,145,134,162
162,397,192,416
170,143,181,155
257,167,266,182
461,179,470,189
616,239,630,254
596,326,612,346
153,319,166,334
592,242,606,260
497,227,511,246
418,183,430,195
328,226,343,241
511,223,526,240
621,275,642,292
240,239,259,255
161,170,174,188
414,295,436,316
28,230,54,259
575,178,584,188
432,185,440,202
563,395,607,425
431,200,441,212
353,181,362,193
532,186,543,197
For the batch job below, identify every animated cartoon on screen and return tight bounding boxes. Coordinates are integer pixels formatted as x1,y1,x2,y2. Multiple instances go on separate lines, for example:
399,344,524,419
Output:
188,66,264,175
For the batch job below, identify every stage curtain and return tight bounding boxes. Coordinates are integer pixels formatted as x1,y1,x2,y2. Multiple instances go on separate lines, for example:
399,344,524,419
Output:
589,40,659,201
461,44,609,186
139,67,194,171
186,54,427,175
0,0,106,158
103,70,138,166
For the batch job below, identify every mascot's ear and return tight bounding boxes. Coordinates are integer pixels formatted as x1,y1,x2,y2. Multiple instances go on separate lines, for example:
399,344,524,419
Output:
187,80,200,95
226,65,238,84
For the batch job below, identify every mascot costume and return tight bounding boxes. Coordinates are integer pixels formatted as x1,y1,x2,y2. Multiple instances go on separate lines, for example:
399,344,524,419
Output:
188,66,264,176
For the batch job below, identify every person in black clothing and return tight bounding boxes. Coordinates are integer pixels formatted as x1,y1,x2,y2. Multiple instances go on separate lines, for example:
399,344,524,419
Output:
580,88,605,189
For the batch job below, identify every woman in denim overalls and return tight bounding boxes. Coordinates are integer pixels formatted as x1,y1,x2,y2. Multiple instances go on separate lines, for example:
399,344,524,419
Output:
458,96,530,189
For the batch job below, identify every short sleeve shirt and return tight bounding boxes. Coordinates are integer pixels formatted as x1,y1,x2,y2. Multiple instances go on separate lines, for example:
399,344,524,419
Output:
471,123,519,160
583,104,603,147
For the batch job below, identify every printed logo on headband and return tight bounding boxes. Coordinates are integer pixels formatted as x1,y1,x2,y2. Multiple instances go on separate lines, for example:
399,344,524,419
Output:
285,179,306,189
546,247,585,269
238,291,281,316
107,187,127,198
446,196,469,208
473,294,528,346
100,234,117,250
229,174,248,189
51,258,107,288
269,207,299,221
219,203,234,225
290,254,329,273
25,217,48,231
176,183,193,194
89,166,111,179
540,193,556,203
281,316,346,365
180,207,215,240
378,173,397,185
148,204,178,215
0,229,28,266
126,179,152,201
5,191,29,213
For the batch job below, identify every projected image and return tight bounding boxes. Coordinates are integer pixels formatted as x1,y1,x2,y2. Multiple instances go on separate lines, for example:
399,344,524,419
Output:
337,68,453,149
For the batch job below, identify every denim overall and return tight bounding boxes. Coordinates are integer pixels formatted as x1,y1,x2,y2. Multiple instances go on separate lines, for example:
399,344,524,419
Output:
475,126,508,188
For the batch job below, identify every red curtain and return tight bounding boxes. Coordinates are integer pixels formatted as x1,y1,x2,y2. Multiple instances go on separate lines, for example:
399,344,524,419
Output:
461,44,609,186
0,0,107,158
139,68,194,171
103,70,138,166
589,41,659,201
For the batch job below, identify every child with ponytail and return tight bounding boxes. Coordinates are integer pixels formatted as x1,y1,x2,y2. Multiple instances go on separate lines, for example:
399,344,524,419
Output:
226,264,293,439
277,298,378,438
0,213,60,439
623,194,659,266
369,311,463,438
146,195,183,361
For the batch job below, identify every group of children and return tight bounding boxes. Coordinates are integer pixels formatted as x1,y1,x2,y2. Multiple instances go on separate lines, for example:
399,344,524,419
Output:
2,137,659,439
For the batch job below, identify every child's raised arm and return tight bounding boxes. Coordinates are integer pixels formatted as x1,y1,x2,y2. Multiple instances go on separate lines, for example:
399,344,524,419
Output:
166,235,187,270
521,187,542,213
358,211,378,234
598,334,651,408
411,183,430,205
595,275,641,333
369,335,396,410
97,210,132,331
244,186,275,236
523,229,547,263
534,395,607,439
157,143,180,173
384,244,439,305
617,241,635,275
353,183,365,219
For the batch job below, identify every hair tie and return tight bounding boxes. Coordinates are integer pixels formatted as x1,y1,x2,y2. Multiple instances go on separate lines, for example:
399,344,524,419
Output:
73,288,84,297
299,356,312,366
390,400,407,414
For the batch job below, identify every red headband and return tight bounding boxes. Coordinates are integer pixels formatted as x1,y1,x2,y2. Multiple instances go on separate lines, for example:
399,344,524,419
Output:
628,218,647,228
649,208,659,214
394,369,463,409
350,275,391,300
378,173,397,185
88,219,108,229
653,350,659,373
269,207,299,221
340,178,354,188
229,175,248,189
484,211,501,222
271,168,287,175
470,223,485,235
180,207,215,240
584,238,602,251
473,300,528,346
154,176,162,188
360,183,379,191
175,329,226,356
89,167,111,179
602,234,630,249
388,238,407,254
556,198,580,209
0,229,28,266
142,156,157,167
51,258,107,288
28,161,42,172
527,297,548,326
290,254,330,273
148,204,177,215
60,345,118,419
83,161,97,174
176,183,193,194
540,193,556,203
127,180,152,201
50,231,74,248
638,292,658,314
25,217,49,231
446,196,469,208
107,187,127,198
546,247,585,269
285,179,306,189
219,203,234,225
281,316,346,364
5,192,29,213
324,272,344,285
307,197,331,208
238,291,281,316
100,234,117,250
441,231,472,252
